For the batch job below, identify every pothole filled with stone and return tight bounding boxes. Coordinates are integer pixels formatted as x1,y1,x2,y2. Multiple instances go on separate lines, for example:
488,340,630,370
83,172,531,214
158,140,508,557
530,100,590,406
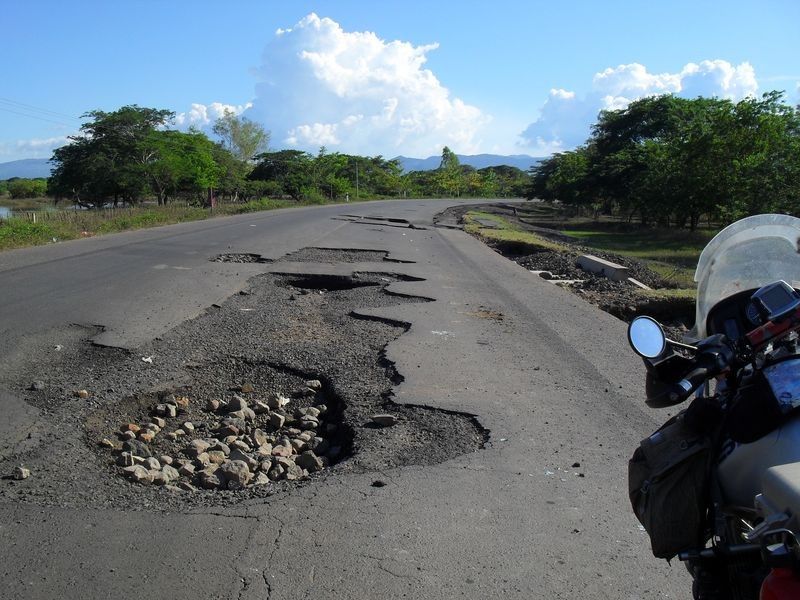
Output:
211,253,272,263
93,374,350,491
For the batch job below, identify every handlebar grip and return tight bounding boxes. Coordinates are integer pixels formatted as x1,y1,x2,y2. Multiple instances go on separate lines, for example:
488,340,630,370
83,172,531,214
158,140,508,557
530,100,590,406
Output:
670,365,712,403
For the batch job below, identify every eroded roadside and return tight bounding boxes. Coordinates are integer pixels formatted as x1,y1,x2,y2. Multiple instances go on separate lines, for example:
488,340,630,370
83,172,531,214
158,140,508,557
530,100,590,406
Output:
438,203,696,335
0,247,487,510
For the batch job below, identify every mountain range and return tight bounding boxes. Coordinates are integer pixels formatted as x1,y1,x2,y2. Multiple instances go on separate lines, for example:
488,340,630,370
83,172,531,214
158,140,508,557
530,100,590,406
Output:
0,153,542,180
394,153,541,172
0,158,53,179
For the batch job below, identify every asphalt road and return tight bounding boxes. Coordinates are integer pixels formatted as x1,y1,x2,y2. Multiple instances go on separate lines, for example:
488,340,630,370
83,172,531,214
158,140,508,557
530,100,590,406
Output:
0,199,685,599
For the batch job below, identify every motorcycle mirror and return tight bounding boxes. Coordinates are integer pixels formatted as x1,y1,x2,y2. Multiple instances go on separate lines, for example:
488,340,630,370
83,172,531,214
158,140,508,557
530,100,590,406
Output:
628,316,667,359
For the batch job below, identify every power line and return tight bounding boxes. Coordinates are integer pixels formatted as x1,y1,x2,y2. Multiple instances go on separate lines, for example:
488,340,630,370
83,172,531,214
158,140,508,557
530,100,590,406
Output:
0,105,74,127
0,97,81,122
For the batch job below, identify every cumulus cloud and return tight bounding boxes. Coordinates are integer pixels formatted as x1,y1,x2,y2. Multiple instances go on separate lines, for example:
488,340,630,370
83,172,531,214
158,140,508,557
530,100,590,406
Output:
174,102,252,128
520,60,759,154
247,13,488,156
0,135,69,159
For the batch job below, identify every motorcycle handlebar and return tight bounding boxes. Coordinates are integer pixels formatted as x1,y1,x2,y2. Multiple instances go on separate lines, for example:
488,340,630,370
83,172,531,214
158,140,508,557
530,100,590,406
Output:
669,339,735,403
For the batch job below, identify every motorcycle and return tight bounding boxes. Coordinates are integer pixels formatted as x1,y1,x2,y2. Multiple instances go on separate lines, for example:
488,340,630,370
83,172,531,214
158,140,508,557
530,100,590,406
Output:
626,214,800,599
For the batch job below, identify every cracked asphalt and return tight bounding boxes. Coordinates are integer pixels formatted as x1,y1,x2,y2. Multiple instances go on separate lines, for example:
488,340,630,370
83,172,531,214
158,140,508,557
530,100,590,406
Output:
0,199,684,599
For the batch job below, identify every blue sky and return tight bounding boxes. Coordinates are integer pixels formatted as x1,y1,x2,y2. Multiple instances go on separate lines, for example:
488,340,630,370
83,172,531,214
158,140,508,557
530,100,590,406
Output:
2,0,799,162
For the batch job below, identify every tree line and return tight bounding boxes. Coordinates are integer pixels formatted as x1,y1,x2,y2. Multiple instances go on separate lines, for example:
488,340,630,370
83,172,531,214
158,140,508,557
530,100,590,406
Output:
527,92,800,229
0,178,48,199
44,105,527,208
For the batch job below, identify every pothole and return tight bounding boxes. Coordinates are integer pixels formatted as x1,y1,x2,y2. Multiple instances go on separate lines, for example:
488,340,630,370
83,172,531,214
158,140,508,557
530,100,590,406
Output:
211,253,272,264
2,255,485,510
279,274,381,292
277,247,414,264
86,361,352,491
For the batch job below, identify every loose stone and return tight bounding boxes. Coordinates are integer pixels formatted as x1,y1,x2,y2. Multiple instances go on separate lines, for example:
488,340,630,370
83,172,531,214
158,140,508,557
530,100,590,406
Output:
120,423,140,433
221,460,252,487
12,466,31,480
252,429,268,447
284,462,305,481
117,452,135,467
178,463,196,477
266,393,290,409
210,441,231,456
256,444,274,457
305,379,322,390
177,481,197,492
228,394,248,412
182,422,195,433
198,466,225,490
99,438,116,449
253,472,270,486
371,414,398,427
296,451,324,473
144,457,161,471
271,444,293,458
123,465,152,484
206,399,220,412
207,451,226,465
231,439,251,453
75,389,90,399
161,465,180,484
151,417,166,428
267,464,285,481
269,413,286,429
29,381,45,391
138,431,155,444
229,449,259,471
184,439,211,458
160,455,173,466
175,396,190,409
240,383,255,394
122,439,153,458
253,401,270,414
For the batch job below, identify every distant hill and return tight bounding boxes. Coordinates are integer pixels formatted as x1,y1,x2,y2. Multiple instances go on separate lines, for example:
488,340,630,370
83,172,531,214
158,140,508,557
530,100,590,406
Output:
0,159,53,180
394,153,541,172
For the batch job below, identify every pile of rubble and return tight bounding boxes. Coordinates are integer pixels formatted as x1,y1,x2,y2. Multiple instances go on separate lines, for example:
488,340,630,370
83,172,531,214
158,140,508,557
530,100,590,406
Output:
101,379,343,491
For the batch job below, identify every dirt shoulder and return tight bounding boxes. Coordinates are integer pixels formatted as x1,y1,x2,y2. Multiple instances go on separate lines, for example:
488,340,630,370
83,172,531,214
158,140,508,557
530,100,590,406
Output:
439,202,696,338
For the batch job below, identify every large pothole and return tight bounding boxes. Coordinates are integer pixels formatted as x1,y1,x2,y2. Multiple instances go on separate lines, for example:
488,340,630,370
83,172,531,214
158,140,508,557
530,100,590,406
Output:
1,259,486,509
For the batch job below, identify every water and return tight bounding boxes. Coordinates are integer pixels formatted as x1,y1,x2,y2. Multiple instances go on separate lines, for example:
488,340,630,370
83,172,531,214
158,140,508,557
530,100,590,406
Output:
0,206,11,218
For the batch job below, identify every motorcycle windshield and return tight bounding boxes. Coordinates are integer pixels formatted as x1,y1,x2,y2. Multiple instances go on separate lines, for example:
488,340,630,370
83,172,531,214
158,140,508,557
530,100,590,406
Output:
692,214,800,338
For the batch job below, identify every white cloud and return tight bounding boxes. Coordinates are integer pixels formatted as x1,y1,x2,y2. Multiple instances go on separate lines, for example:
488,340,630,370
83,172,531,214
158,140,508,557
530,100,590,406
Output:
174,101,252,128
0,135,69,159
520,60,760,153
247,13,488,156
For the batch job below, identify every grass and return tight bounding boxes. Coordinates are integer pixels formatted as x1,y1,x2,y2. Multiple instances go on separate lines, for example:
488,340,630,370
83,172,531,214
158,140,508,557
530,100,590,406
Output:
560,228,712,288
464,211,569,253
465,207,711,291
0,197,332,252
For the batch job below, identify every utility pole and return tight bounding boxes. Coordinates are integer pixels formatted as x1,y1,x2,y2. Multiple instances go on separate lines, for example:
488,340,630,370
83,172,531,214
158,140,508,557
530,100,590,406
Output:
355,162,359,200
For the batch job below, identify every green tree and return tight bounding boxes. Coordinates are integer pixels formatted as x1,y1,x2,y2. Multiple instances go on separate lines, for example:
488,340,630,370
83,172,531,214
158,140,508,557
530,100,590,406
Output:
250,150,314,200
436,146,464,196
140,130,220,205
212,110,270,164
49,105,174,207
7,178,48,199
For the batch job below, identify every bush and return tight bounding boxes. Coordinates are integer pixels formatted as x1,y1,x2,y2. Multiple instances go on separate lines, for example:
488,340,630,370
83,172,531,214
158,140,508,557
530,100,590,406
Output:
0,219,58,249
